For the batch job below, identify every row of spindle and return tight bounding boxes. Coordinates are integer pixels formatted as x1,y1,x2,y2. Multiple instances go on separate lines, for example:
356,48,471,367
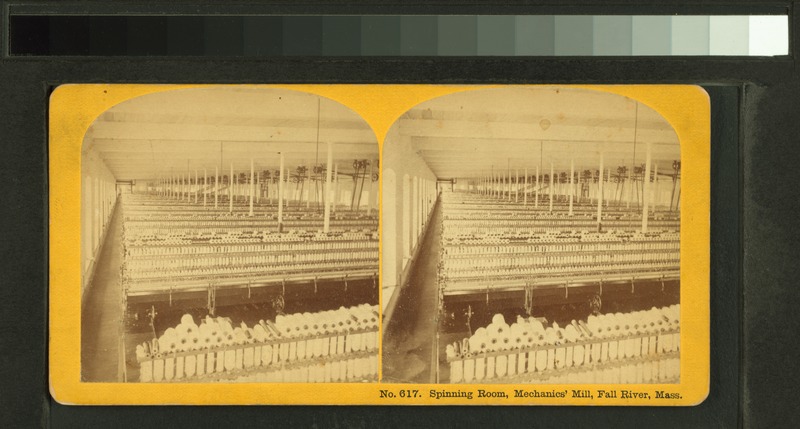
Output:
446,306,679,383
137,305,379,382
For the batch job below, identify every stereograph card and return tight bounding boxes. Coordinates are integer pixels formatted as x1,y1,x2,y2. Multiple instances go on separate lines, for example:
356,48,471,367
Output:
49,84,709,406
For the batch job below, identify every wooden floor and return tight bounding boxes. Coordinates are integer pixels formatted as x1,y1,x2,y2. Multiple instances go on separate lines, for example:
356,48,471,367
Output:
80,200,124,382
381,201,442,384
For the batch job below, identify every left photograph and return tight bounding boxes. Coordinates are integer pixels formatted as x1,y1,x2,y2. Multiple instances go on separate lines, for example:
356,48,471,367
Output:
80,87,379,383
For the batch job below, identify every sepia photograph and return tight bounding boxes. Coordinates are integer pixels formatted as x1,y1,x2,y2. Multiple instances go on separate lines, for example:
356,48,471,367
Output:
381,87,682,385
80,87,379,383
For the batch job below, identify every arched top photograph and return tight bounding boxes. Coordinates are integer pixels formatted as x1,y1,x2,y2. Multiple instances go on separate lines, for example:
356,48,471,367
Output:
381,85,684,386
79,86,380,385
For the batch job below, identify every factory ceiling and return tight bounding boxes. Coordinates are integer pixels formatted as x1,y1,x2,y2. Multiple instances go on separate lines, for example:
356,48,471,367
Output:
83,87,379,181
393,87,681,180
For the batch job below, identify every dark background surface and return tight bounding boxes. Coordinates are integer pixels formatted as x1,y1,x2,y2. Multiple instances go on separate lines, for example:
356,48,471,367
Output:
0,1,797,428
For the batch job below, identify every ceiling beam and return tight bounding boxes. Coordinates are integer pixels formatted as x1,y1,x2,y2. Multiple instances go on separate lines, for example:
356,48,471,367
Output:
397,118,676,143
89,121,376,143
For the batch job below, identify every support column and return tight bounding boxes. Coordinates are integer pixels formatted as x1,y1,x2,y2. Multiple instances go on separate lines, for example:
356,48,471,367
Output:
569,158,574,216
204,169,207,207
286,166,291,206
524,168,528,206
323,142,333,233
642,141,652,232
515,169,519,203
249,159,254,216
333,163,339,213
597,152,604,229
269,174,273,204
306,164,312,209
535,166,539,208
496,169,499,198
549,163,554,212
507,167,511,200
194,170,198,204
278,153,285,231
627,162,633,209
652,162,659,211
215,167,219,208
229,163,234,213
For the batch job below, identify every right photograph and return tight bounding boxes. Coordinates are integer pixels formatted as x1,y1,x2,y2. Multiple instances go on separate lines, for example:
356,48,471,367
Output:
381,86,681,385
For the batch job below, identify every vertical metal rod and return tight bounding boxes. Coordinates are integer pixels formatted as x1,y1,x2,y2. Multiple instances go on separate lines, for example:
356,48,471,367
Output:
249,158,254,216
333,163,339,213
652,161,658,211
642,141,652,232
627,162,633,209
535,165,539,208
324,142,333,233
524,168,528,206
597,152,604,229
549,162,554,212
507,160,511,200
569,158,574,216
306,163,312,209
278,153,284,230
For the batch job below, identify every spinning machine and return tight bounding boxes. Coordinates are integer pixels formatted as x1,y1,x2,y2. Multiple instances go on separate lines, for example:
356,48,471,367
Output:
380,87,682,384
81,88,380,383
